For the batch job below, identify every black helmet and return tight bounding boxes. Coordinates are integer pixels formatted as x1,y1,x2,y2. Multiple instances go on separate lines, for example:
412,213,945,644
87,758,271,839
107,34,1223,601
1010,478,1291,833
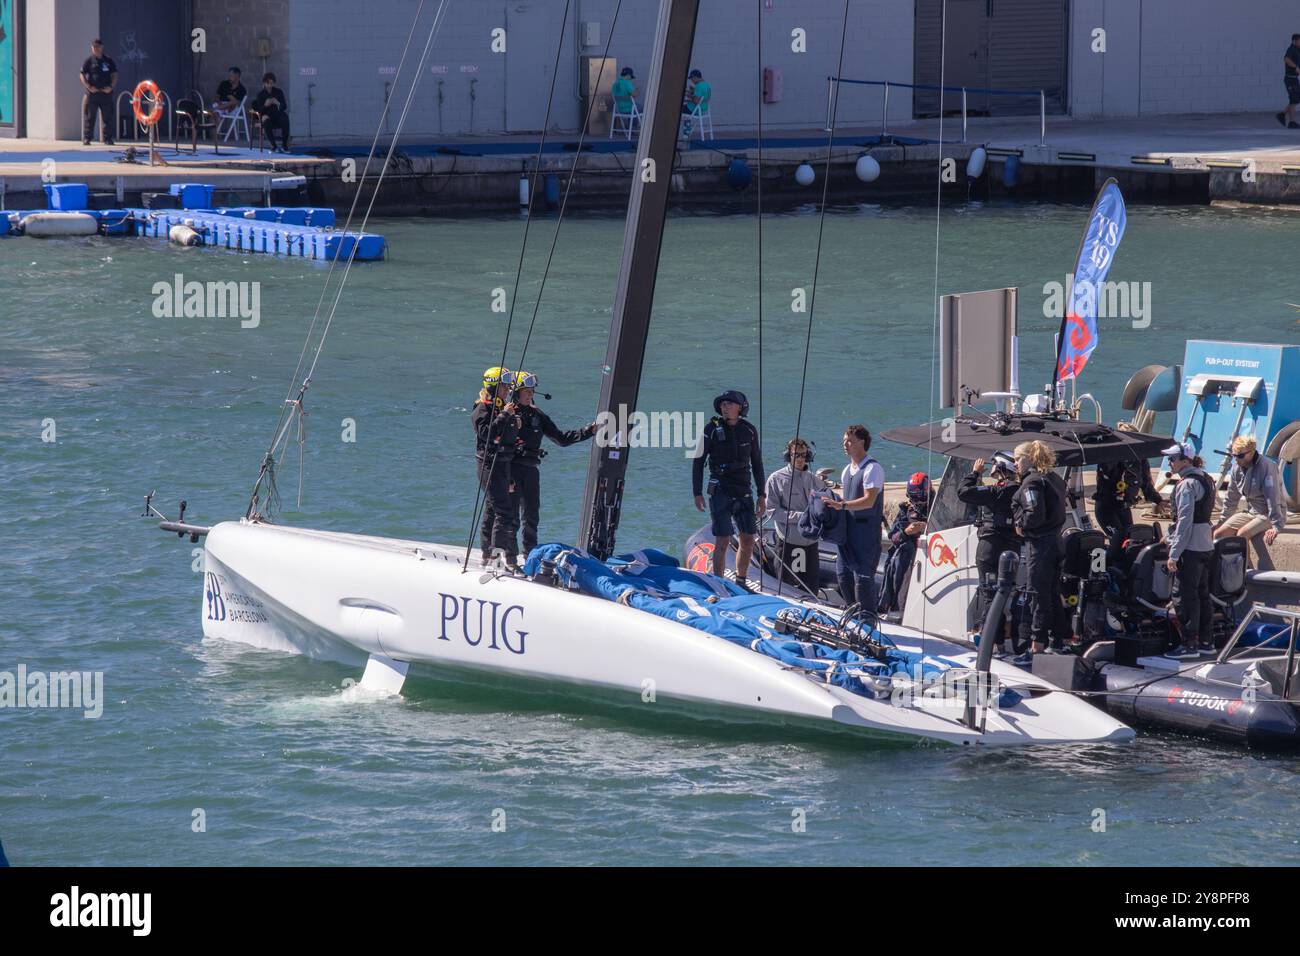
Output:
713,389,749,417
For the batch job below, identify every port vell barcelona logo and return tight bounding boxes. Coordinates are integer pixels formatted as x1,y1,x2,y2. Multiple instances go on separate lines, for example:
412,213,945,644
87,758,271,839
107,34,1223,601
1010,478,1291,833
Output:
438,593,527,655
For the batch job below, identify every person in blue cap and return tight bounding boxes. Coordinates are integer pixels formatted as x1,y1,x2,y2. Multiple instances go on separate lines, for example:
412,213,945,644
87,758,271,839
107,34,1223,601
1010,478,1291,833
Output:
692,390,765,585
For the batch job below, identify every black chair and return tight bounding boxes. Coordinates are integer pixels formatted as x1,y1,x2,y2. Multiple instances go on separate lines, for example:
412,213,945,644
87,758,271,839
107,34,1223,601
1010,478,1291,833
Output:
174,91,220,154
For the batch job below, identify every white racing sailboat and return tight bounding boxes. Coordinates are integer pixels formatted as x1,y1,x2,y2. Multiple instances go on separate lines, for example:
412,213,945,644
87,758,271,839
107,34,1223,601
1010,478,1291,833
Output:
158,0,1134,747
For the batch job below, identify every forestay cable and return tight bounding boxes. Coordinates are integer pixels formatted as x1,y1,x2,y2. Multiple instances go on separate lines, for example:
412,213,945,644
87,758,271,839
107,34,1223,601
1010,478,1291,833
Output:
246,0,452,518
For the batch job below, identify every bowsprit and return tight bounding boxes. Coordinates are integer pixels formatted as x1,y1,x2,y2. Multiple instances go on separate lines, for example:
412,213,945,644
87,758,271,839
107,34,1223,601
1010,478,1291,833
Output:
437,592,527,655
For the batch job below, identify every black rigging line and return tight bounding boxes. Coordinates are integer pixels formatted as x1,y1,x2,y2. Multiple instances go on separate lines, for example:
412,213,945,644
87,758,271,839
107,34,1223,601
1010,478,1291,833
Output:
246,0,442,517
789,0,851,456
514,0,626,373
462,0,574,571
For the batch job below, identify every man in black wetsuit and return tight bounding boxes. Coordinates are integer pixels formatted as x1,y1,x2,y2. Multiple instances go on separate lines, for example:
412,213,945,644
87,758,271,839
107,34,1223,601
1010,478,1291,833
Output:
957,451,1021,640
1011,440,1068,662
692,390,765,587
471,367,522,569
1093,456,1162,567
508,371,596,561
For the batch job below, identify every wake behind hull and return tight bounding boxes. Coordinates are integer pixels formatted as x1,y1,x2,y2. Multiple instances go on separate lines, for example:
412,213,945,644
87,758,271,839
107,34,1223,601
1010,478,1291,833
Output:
200,520,1133,747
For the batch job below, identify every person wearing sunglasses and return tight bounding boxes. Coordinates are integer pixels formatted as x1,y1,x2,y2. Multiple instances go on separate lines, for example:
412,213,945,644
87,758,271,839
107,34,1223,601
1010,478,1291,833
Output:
471,367,523,569
1161,441,1217,660
508,371,597,561
763,437,826,595
1215,435,1287,564
1010,440,1069,662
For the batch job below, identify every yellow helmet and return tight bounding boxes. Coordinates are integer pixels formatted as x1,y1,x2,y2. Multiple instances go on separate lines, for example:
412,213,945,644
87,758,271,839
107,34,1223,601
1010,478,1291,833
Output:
482,366,513,390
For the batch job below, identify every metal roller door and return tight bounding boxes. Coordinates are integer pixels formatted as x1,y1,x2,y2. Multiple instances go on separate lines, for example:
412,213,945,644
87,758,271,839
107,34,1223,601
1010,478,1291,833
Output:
914,0,1068,118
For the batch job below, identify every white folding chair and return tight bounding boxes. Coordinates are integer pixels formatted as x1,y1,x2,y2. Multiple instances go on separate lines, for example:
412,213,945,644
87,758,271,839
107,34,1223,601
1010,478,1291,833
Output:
681,99,713,141
214,96,250,145
610,99,641,140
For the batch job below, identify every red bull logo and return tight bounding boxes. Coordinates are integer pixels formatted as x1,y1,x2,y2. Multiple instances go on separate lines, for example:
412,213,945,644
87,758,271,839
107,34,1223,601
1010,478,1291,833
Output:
687,542,714,573
928,533,959,569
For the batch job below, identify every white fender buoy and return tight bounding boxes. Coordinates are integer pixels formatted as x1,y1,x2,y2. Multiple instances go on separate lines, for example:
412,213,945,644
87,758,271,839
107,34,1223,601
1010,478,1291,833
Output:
855,155,881,182
794,163,815,187
19,212,99,238
518,175,529,206
966,146,987,179
169,223,203,247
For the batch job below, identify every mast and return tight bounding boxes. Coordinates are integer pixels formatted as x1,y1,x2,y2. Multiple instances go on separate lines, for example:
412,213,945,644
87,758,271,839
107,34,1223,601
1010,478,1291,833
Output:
579,0,701,559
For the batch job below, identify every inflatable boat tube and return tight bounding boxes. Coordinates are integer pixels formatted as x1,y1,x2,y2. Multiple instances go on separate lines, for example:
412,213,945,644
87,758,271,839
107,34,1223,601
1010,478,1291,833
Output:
1096,663,1300,750
20,212,99,238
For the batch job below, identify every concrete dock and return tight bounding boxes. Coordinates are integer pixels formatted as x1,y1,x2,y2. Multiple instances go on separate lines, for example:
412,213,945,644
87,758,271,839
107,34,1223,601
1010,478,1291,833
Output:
10,111,1300,214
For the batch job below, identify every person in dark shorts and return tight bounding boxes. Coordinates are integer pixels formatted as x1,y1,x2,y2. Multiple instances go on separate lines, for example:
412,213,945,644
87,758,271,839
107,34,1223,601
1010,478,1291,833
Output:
1279,34,1300,128
692,390,765,587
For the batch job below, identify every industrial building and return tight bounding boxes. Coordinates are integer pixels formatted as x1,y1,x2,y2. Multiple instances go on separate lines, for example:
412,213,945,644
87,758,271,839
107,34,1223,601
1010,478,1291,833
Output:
5,0,1300,143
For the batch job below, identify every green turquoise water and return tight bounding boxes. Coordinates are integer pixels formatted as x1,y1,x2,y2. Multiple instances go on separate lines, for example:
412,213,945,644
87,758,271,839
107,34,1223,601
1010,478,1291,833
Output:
3,201,1299,865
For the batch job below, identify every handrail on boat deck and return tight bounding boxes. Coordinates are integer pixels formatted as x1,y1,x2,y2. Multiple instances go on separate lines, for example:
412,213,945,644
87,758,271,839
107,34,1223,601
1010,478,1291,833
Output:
825,75,1047,148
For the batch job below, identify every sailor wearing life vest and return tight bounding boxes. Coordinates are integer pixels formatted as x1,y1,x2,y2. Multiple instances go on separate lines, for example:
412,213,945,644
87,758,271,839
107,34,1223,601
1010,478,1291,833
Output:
1011,440,1068,660
692,390,766,587
1093,454,1163,566
508,370,597,560
824,424,885,613
957,451,1021,640
471,367,523,569
1162,441,1218,660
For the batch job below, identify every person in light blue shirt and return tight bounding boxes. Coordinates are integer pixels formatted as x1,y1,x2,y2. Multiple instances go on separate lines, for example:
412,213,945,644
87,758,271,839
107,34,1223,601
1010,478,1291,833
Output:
611,67,638,114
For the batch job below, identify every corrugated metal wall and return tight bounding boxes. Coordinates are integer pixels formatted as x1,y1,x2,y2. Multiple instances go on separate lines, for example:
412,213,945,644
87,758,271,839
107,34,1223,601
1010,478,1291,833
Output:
914,0,1069,117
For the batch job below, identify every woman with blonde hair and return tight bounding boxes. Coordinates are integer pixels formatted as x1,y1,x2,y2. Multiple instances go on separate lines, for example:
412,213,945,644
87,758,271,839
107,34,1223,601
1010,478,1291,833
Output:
1010,439,1068,661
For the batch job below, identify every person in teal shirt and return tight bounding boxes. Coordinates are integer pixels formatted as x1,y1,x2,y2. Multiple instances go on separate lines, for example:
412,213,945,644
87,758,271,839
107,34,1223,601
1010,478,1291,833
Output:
611,67,638,114
682,68,710,135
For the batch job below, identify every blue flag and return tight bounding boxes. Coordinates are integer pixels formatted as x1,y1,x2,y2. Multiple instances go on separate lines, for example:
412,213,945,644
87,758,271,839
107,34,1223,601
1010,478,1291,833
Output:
1056,179,1127,382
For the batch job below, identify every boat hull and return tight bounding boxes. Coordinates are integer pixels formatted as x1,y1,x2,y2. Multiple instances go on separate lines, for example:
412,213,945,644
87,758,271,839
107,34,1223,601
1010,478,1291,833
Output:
201,520,1133,747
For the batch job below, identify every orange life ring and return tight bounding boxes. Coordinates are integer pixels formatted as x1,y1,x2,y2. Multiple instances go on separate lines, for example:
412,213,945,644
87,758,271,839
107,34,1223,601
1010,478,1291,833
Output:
132,80,164,126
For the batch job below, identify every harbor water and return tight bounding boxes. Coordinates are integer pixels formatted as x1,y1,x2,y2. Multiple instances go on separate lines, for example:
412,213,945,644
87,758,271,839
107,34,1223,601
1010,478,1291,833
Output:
3,201,1300,865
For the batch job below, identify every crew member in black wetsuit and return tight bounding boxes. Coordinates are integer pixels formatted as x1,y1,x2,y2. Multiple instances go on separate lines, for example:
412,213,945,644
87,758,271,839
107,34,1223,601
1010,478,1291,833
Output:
1011,440,1068,662
508,370,596,560
1093,455,1162,567
957,451,1021,641
471,367,522,569
692,390,765,587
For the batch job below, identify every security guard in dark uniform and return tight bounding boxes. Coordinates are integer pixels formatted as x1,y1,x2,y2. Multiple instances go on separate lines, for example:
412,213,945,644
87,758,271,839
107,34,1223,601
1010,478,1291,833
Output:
80,39,118,145
692,390,765,586
1093,456,1162,567
471,367,522,568
957,451,1021,638
1011,440,1068,659
508,371,596,560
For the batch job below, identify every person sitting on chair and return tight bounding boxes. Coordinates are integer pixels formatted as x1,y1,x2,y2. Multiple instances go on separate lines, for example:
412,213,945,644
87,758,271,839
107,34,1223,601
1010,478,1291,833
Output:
681,68,710,135
251,72,290,152
612,67,639,115
214,66,246,113
1214,434,1287,568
